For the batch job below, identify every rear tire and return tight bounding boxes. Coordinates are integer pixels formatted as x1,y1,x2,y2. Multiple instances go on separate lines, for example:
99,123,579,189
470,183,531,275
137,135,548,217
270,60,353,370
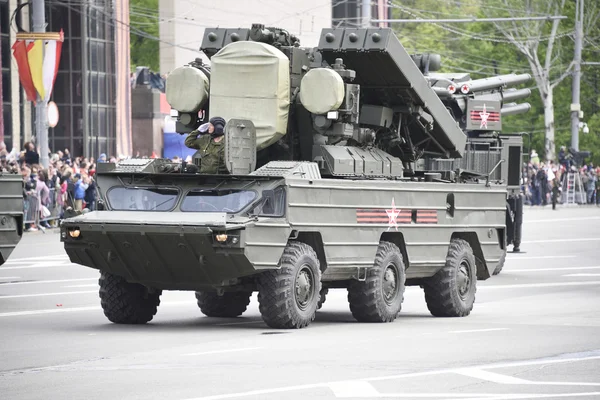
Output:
424,238,477,317
257,241,322,329
492,249,507,275
347,241,406,323
317,287,328,310
195,291,252,318
99,271,161,324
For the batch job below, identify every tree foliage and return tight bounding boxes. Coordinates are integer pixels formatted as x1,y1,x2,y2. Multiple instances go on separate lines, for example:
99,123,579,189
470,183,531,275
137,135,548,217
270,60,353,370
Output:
129,0,159,72
390,0,600,165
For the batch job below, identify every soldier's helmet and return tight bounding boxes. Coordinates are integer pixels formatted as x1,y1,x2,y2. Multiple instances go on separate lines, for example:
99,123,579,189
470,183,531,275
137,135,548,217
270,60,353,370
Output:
209,116,226,137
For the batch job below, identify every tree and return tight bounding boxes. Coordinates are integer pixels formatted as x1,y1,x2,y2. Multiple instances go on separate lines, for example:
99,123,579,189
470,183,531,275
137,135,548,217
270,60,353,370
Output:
129,0,159,72
489,0,584,162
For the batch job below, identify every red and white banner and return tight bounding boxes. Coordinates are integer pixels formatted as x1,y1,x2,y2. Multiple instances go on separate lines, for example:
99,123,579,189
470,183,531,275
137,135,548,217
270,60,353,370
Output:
11,29,64,104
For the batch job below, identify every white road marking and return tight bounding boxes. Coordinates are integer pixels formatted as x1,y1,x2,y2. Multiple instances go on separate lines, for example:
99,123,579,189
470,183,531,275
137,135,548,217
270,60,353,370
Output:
327,381,381,398
181,354,600,399
468,393,600,399
63,284,98,288
183,347,263,356
480,281,600,290
448,328,509,334
3,254,68,263
505,255,577,260
0,278,96,286
0,262,75,270
0,306,100,317
0,290,98,299
525,216,600,223
0,300,192,318
508,266,600,273
468,354,600,371
456,368,530,384
523,238,600,244
564,273,600,277
331,392,600,399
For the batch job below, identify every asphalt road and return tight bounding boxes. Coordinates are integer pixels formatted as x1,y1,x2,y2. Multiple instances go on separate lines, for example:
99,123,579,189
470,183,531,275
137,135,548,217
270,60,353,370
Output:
1,205,600,400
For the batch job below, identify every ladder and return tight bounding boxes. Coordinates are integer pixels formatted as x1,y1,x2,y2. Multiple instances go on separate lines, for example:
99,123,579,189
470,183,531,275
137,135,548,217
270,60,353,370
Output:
561,172,585,205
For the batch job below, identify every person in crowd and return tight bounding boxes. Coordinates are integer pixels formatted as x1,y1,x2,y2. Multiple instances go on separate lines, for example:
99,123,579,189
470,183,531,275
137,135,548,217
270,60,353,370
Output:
84,174,97,211
22,141,40,166
21,165,38,231
73,173,89,211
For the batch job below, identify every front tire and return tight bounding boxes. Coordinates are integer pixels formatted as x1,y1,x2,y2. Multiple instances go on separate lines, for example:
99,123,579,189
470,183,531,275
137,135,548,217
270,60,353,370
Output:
99,271,161,324
347,241,406,323
195,291,252,318
424,238,477,317
257,241,322,329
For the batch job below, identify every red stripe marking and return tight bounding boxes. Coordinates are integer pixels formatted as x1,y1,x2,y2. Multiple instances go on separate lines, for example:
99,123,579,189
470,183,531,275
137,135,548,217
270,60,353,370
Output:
357,219,411,223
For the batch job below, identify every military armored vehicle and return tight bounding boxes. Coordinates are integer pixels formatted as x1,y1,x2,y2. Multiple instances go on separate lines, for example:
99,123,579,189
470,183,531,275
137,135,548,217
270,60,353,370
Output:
0,173,24,266
60,24,531,329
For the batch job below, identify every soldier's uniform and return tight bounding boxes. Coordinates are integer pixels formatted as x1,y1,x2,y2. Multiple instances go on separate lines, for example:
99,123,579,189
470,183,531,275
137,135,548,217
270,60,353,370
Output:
184,117,228,174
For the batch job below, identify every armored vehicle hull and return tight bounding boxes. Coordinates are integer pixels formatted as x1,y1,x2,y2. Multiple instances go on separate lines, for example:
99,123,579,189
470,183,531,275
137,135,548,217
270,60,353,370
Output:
63,178,505,289
0,174,24,266
61,162,505,328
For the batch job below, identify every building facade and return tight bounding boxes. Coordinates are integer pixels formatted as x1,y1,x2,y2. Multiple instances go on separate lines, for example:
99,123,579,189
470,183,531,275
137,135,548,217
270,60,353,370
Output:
0,0,131,160
158,0,334,75
158,0,391,74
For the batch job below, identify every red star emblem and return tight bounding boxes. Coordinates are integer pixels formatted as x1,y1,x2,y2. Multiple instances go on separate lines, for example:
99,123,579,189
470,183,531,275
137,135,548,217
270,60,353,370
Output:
385,198,401,231
479,104,490,129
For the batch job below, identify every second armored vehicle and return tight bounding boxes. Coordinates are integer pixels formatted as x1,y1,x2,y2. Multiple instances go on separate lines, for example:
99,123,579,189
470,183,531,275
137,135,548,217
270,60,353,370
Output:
0,172,24,266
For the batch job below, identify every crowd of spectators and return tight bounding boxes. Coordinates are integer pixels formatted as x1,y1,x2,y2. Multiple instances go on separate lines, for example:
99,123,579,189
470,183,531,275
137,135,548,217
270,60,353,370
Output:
522,147,599,206
1,141,103,232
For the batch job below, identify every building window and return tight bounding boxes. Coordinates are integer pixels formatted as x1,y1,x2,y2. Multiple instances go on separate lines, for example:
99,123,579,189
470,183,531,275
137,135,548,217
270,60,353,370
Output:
41,0,117,159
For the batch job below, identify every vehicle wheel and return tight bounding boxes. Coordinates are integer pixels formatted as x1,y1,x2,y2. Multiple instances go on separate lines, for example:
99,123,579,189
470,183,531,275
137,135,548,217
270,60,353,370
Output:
195,291,252,317
424,238,477,317
347,241,406,323
492,249,507,276
317,287,329,310
99,271,161,324
257,241,322,329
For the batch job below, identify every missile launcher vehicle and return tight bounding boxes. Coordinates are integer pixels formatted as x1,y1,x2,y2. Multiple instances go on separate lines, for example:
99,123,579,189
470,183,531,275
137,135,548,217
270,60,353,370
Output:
0,173,24,266
60,24,531,329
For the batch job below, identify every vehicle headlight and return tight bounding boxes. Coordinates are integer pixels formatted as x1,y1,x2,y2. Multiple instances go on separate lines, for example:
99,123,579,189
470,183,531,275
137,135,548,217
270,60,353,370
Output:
68,229,81,238
213,232,241,246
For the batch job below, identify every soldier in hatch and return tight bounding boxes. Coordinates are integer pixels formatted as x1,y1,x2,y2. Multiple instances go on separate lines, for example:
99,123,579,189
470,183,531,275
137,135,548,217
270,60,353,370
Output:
184,116,228,174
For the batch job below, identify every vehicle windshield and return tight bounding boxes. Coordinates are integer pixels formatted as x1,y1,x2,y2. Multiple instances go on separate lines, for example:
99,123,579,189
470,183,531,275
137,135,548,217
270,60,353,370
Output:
107,187,178,211
181,189,257,213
